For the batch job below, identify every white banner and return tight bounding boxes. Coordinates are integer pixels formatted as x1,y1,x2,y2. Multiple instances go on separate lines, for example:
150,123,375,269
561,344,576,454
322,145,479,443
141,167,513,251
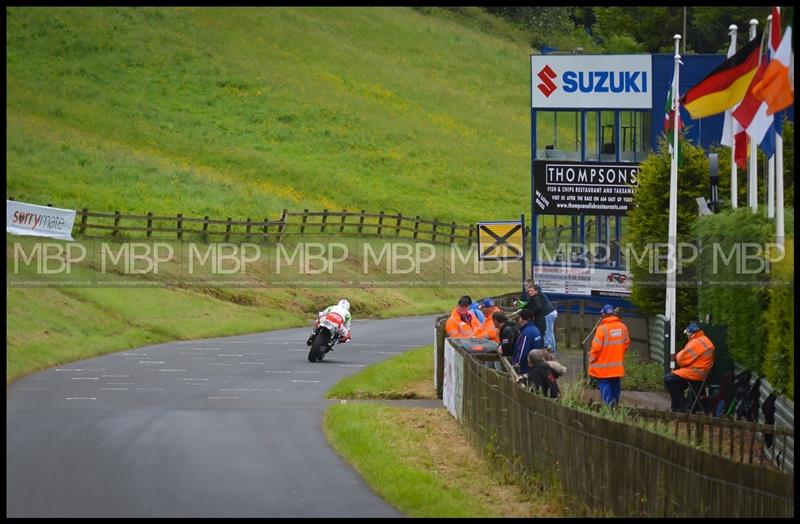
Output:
533,264,632,298
442,339,464,421
531,55,652,109
7,201,76,241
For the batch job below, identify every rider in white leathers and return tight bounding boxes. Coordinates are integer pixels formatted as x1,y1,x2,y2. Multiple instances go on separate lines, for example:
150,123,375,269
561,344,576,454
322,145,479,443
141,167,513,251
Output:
307,299,352,345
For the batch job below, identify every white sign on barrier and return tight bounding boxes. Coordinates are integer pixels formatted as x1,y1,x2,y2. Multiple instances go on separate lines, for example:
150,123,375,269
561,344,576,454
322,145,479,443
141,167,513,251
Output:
7,200,76,241
442,339,464,420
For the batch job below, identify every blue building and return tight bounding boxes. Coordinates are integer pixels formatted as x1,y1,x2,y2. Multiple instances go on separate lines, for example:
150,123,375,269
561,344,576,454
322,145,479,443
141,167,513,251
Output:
528,52,792,308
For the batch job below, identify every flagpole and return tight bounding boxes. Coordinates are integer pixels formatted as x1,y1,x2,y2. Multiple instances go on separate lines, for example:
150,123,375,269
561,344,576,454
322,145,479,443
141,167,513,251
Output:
666,34,681,368
728,24,738,209
748,19,759,213
766,15,776,219
776,121,784,246
774,7,785,247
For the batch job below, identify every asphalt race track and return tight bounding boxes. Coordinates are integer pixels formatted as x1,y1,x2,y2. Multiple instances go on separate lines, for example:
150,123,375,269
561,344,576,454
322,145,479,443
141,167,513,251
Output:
6,315,439,517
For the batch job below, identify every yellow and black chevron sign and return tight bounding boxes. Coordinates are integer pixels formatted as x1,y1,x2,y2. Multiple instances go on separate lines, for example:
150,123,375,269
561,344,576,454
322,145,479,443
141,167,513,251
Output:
477,221,523,261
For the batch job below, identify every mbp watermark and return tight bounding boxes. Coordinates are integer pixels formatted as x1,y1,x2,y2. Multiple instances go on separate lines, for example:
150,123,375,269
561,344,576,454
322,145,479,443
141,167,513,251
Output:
6,238,789,288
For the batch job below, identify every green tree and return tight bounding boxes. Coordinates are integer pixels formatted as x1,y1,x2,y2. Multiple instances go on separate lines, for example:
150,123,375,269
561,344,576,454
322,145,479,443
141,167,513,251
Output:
627,134,709,332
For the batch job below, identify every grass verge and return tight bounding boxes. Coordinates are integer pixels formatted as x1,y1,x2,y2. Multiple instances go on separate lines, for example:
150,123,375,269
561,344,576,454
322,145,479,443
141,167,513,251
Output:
325,345,436,399
323,404,563,517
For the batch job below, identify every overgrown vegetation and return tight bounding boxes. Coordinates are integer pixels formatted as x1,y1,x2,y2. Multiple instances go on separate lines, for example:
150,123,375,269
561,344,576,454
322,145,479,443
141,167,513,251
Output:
693,211,795,398
626,136,710,332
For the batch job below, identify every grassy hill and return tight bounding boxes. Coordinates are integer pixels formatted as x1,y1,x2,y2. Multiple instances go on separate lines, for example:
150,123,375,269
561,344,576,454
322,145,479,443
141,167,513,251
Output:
7,7,534,223
6,7,534,382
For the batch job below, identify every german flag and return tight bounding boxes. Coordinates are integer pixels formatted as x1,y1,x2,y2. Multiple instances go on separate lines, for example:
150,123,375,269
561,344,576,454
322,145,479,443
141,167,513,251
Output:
681,34,762,119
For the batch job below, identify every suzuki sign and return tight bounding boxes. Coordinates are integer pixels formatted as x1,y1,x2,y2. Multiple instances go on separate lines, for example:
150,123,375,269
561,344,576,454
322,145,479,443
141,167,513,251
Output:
531,55,652,109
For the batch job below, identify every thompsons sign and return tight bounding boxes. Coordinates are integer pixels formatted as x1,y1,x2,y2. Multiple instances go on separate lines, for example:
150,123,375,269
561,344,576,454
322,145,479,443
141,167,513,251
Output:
533,160,640,216
7,200,76,241
531,55,652,109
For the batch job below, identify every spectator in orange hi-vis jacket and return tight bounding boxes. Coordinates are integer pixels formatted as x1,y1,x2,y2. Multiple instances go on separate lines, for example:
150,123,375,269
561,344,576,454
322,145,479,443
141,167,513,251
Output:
664,322,715,412
445,295,484,339
479,298,502,342
588,304,630,406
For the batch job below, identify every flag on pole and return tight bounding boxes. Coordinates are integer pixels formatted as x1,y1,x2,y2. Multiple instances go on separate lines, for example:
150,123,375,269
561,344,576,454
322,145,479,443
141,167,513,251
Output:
664,78,684,167
732,58,775,148
681,35,761,119
753,26,794,115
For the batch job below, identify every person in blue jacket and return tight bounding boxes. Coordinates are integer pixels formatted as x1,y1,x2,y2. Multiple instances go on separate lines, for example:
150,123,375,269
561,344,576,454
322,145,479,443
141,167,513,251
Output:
512,309,543,375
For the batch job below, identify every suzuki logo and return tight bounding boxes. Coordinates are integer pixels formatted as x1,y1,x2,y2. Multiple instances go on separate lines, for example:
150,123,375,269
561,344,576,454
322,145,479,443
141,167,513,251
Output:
537,65,558,97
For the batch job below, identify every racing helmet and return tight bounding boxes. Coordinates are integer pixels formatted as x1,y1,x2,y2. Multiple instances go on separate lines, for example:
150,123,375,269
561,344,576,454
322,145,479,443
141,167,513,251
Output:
338,299,351,311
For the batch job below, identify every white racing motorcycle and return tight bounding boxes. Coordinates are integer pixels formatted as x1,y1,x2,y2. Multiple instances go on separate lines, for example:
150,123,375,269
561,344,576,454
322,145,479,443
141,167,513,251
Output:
306,302,351,362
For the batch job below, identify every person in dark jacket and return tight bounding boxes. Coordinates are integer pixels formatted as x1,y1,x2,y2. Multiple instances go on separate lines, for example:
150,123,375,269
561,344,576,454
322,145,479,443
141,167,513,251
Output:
512,309,543,375
487,311,517,372
524,349,560,399
493,311,518,358
515,281,555,347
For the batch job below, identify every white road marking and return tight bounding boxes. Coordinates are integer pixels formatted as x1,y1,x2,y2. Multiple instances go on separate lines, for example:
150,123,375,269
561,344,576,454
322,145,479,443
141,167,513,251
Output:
265,371,292,374
377,352,402,355
192,357,216,360
139,361,165,365
292,380,321,383
239,362,265,365
71,377,99,380
100,388,129,391
219,354,244,357
196,348,220,351
207,396,239,400
66,397,97,400
219,388,250,392
135,387,165,391
102,374,129,378
208,363,233,366
124,354,147,356
293,371,320,374
182,378,209,381
55,369,84,372
339,364,366,367
106,382,134,385
158,369,186,372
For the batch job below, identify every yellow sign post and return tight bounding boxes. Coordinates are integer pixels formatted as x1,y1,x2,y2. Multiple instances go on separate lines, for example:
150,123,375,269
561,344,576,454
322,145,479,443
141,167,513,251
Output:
478,221,524,261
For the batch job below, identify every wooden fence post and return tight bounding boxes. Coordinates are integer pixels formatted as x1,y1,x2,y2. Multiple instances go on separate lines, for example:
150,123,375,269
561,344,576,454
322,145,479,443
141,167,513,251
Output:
432,219,438,243
263,217,269,240
300,209,308,234
340,209,347,233
467,224,474,245
278,209,288,242
202,216,209,241
177,213,183,240
358,210,365,234
113,210,121,237
80,208,89,235
413,216,420,240
395,214,402,237
321,209,328,233
245,217,251,240
225,218,232,243
450,221,456,244
377,211,385,237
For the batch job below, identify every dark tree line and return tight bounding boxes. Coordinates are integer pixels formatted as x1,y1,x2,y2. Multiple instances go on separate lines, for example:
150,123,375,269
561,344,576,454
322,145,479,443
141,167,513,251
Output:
484,6,793,54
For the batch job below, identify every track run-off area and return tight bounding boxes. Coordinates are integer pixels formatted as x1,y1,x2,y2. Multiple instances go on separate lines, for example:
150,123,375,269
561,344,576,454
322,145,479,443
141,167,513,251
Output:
6,315,438,517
